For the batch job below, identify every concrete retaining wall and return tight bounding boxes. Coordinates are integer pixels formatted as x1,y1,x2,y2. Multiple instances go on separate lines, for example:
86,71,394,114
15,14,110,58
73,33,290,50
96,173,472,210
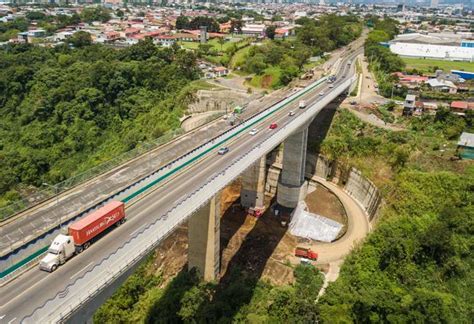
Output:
265,152,382,222
343,168,382,222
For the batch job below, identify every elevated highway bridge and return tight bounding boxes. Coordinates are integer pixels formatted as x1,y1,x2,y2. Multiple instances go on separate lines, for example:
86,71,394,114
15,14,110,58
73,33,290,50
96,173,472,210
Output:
0,46,361,323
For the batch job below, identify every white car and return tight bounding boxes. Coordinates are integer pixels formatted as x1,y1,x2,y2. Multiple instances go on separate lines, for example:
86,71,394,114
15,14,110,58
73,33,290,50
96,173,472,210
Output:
249,128,258,135
329,84,334,88
319,91,325,96
288,111,295,116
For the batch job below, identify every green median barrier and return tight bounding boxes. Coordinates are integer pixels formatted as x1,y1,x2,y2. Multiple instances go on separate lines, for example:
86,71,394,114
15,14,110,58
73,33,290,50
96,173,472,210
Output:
0,246,49,279
0,76,328,280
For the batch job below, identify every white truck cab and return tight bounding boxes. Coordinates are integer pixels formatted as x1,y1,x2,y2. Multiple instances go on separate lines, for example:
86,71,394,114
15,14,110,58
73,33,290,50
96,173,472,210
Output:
39,234,76,272
298,100,306,109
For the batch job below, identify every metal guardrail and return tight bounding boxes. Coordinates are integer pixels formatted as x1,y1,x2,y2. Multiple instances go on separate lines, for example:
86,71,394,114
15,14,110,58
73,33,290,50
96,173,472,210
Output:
0,76,329,282
22,76,355,323
0,129,186,222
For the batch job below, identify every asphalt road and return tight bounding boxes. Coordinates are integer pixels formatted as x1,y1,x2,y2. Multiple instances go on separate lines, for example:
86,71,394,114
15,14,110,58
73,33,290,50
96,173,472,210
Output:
0,73,293,267
0,47,360,323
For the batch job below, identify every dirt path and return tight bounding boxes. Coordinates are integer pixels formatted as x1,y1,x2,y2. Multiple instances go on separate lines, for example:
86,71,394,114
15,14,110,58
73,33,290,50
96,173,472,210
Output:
308,177,370,265
342,106,405,131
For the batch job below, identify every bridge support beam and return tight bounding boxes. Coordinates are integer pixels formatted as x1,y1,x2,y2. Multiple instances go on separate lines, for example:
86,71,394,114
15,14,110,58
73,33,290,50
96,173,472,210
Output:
188,192,220,281
277,127,308,208
240,155,266,209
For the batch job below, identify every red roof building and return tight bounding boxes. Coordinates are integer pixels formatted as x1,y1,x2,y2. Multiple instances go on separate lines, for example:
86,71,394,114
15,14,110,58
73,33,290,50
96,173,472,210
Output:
450,101,474,115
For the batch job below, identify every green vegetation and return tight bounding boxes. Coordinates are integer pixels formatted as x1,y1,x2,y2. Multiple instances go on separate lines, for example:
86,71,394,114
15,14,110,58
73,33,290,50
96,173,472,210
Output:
175,15,220,32
234,14,362,89
97,107,473,322
0,18,28,42
190,37,253,67
317,108,473,322
0,7,109,41
365,17,407,98
0,39,199,205
402,57,474,74
95,264,324,323
350,59,362,97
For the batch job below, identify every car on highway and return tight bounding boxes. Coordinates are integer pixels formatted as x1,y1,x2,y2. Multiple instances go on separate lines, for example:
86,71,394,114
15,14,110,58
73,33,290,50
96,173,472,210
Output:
249,128,258,135
269,123,278,129
298,100,306,109
288,111,295,116
218,147,229,155
329,84,334,88
319,91,325,96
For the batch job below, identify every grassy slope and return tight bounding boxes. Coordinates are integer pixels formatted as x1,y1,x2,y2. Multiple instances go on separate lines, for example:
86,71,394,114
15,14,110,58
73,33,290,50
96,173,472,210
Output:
402,57,474,74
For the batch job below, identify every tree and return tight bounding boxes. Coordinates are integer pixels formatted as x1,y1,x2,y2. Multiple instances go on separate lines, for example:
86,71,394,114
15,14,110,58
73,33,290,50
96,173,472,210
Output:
175,15,189,30
188,16,220,33
265,25,276,40
26,11,47,21
116,9,124,19
230,19,243,34
68,31,92,48
80,7,111,23
245,53,267,74
217,37,225,51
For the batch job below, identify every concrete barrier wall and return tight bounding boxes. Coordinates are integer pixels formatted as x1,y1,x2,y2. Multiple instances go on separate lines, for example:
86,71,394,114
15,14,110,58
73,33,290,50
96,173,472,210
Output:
343,168,382,222
266,152,382,222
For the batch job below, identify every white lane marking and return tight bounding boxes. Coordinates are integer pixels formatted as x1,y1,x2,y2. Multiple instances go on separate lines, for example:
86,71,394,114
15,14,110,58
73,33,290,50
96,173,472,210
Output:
129,224,147,237
7,317,16,324
70,262,93,280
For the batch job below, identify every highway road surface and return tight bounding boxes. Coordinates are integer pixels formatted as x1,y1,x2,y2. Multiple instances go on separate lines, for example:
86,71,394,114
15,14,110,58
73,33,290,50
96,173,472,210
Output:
0,46,361,323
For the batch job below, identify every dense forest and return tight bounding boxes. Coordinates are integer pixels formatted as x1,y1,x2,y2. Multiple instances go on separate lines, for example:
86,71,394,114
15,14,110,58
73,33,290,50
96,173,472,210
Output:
0,39,200,204
318,110,473,322
94,263,324,322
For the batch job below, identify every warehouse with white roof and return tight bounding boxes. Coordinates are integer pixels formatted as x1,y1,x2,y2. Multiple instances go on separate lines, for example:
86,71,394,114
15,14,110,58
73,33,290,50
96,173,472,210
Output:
389,32,474,62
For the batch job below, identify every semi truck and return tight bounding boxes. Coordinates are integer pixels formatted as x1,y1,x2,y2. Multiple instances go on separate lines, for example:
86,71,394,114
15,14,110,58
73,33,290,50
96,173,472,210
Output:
295,247,318,261
39,201,126,272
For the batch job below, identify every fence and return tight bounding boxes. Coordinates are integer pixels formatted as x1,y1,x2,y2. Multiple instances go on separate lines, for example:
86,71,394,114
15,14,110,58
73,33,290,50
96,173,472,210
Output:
0,129,185,222
0,74,330,282
22,75,355,323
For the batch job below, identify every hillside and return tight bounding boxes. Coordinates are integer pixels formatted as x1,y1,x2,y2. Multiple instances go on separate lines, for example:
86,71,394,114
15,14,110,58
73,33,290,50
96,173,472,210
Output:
0,39,199,208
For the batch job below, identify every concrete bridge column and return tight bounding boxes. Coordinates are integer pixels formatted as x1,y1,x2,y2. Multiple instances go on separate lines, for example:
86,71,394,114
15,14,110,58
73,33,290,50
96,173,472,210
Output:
277,127,309,208
240,155,266,209
188,192,221,281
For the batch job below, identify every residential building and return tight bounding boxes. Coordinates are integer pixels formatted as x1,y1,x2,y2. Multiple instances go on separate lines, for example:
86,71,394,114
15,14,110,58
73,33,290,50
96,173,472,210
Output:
457,132,474,160
450,101,474,116
403,94,417,116
426,79,458,94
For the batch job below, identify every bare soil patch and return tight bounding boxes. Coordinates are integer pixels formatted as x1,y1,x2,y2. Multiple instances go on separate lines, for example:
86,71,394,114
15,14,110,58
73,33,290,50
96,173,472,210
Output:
149,178,348,286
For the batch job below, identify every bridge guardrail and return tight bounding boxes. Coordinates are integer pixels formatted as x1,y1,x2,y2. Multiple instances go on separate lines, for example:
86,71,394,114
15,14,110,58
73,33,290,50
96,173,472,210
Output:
1,75,329,282
22,76,355,323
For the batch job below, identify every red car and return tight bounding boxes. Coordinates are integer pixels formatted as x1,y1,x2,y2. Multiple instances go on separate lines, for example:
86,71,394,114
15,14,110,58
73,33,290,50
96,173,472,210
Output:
269,123,278,129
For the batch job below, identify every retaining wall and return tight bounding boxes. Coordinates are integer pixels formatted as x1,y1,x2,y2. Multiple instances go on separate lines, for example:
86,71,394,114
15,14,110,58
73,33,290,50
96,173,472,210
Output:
265,152,383,222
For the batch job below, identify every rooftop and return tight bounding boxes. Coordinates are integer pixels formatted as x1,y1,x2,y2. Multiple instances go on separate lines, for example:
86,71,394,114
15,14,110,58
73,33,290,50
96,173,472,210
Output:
458,132,474,148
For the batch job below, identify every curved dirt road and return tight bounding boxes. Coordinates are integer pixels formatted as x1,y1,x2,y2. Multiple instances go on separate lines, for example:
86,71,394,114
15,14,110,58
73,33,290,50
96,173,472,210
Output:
309,177,370,264
305,177,371,294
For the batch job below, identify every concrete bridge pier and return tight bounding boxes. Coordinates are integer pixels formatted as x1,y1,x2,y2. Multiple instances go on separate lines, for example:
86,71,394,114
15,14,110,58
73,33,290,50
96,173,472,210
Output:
188,192,221,281
240,155,266,209
277,127,309,208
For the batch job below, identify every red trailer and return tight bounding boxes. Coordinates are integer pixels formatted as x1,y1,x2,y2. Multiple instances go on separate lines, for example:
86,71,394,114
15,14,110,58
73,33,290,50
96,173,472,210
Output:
295,247,318,261
69,201,125,246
